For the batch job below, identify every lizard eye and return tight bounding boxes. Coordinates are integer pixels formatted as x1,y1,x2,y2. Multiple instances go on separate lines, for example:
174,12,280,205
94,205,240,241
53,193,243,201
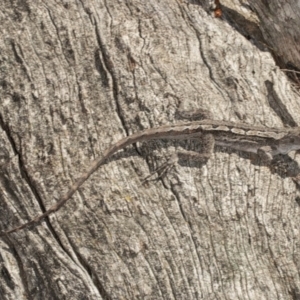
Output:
290,138,295,143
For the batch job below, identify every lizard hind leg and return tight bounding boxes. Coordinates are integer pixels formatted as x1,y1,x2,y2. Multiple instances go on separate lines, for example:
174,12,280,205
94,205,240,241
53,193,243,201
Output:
141,133,215,185
177,133,215,163
140,153,179,186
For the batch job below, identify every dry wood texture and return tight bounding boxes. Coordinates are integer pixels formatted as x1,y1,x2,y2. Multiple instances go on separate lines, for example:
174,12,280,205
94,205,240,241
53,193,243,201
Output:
246,0,300,71
1,0,300,299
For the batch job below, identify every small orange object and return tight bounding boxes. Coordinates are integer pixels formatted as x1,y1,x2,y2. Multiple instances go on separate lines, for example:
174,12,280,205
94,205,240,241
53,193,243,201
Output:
214,0,222,18
214,8,222,18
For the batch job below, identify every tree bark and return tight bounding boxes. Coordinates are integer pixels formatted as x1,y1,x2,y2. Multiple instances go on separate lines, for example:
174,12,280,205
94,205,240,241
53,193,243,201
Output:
1,0,300,299
246,0,300,71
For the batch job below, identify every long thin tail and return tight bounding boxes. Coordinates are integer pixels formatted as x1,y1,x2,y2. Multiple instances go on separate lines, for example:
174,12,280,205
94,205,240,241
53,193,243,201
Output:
0,123,192,235
0,135,133,236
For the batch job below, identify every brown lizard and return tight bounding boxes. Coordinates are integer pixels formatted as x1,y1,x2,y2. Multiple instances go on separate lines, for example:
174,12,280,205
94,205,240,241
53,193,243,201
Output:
2,119,300,236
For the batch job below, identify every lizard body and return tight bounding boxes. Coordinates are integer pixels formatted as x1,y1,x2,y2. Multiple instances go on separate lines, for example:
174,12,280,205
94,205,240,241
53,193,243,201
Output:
2,119,300,235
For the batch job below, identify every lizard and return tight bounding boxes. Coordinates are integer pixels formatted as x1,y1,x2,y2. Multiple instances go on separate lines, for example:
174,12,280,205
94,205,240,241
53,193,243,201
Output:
2,118,300,236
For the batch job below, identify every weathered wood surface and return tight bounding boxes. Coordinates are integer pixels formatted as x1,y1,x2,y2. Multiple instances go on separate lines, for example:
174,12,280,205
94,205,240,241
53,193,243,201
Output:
1,0,300,299
246,0,300,71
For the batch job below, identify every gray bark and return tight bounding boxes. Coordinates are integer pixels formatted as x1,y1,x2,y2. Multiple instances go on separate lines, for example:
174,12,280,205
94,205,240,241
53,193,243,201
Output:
1,0,300,299
246,0,300,71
